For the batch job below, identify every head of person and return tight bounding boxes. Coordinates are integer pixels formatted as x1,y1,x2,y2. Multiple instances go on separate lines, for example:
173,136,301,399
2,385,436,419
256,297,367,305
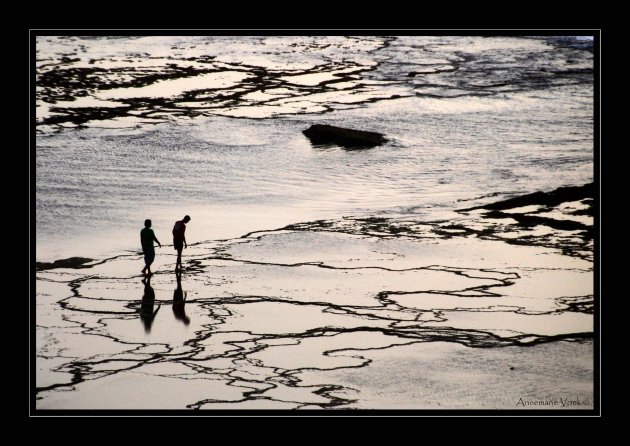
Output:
183,215,191,223
145,219,152,228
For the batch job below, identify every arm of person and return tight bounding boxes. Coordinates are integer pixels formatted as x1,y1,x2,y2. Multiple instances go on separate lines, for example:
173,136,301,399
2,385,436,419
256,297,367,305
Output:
184,235,187,249
153,233,161,248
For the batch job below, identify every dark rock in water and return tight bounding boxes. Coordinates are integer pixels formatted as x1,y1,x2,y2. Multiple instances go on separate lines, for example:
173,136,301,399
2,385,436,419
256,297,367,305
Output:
303,124,387,149
485,210,590,231
460,183,594,213
36,257,94,271
455,182,594,259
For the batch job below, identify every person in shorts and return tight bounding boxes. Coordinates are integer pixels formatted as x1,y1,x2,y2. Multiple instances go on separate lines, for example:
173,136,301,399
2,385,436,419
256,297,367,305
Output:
172,215,191,271
140,219,161,275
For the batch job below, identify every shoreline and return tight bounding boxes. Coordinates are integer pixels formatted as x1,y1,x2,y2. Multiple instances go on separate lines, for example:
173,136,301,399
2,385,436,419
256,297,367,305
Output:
37,182,594,271
35,183,595,409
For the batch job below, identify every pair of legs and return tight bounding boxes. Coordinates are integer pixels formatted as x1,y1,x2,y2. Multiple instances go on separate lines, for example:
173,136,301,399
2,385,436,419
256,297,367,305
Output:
175,247,184,270
174,239,185,270
141,249,155,275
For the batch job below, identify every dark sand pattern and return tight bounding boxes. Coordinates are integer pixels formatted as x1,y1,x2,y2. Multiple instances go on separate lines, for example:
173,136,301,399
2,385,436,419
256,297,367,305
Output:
36,36,592,130
37,43,401,128
36,36,594,266
36,185,593,409
36,257,95,271
35,36,595,410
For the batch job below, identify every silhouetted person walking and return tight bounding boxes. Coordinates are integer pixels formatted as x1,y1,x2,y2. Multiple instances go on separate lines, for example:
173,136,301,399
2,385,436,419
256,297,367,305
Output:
172,215,191,271
140,275,160,333
140,219,161,275
172,270,190,325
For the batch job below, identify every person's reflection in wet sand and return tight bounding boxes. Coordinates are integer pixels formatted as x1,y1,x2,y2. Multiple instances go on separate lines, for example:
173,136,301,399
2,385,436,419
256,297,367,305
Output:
173,270,190,325
140,275,160,333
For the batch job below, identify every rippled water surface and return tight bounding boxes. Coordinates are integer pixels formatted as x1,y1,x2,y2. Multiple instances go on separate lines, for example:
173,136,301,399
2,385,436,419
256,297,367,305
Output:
35,35,595,410
36,35,593,261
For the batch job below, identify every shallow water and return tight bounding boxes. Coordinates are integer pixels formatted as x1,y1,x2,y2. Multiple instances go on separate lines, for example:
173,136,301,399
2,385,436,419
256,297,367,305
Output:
34,35,595,411
36,35,593,262
35,213,594,409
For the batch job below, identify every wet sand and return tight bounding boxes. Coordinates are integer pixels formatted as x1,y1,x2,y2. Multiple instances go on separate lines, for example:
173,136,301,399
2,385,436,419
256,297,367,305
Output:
35,185,594,410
